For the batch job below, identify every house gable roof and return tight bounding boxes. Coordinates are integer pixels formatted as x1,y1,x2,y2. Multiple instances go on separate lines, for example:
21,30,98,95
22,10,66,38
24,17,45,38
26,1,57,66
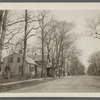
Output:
3,52,37,65
27,55,47,62
26,57,36,65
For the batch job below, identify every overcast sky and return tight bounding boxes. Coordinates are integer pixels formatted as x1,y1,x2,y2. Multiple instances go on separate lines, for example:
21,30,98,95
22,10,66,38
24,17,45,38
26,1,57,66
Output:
51,10,100,68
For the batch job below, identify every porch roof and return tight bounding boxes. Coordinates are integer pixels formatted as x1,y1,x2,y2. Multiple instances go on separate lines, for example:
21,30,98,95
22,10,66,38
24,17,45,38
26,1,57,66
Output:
26,57,36,65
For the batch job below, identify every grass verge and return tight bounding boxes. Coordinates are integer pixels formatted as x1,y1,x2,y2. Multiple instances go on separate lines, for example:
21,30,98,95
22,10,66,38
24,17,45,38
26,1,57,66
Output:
0,78,55,93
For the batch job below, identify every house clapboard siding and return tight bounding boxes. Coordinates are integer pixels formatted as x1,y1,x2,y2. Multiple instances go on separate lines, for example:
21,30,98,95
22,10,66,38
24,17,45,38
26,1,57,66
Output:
2,53,37,78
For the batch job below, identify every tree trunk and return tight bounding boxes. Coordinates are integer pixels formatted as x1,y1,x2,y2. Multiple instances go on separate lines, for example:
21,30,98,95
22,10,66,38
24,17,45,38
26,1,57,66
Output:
0,10,7,71
22,10,27,77
52,57,55,78
41,22,45,78
41,17,47,79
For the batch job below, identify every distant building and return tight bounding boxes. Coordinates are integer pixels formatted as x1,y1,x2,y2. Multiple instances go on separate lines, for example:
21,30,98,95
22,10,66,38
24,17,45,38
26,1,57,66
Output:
28,54,52,77
2,53,38,79
34,55,52,77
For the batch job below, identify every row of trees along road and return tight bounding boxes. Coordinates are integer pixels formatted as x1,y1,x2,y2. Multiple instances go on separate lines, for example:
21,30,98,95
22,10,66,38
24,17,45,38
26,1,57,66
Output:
87,51,100,76
0,10,85,79
66,46,85,76
86,15,100,76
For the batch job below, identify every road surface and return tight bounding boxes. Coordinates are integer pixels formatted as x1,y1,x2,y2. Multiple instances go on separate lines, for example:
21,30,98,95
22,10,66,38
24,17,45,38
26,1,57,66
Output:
9,76,100,92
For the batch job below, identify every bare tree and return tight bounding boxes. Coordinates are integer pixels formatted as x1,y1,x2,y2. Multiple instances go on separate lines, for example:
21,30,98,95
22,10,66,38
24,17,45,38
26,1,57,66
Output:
21,10,39,77
86,15,100,75
52,21,75,78
0,10,21,79
37,10,51,78
43,19,58,78
86,17,100,40
0,10,8,70
87,51,100,76
43,20,76,78
1,10,40,77
67,46,84,75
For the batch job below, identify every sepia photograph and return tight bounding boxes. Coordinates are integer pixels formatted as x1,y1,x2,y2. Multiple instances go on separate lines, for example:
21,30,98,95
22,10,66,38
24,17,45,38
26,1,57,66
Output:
0,3,100,97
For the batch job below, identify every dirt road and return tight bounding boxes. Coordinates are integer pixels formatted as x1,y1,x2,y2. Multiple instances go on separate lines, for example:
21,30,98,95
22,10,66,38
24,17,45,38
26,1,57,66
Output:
9,76,100,92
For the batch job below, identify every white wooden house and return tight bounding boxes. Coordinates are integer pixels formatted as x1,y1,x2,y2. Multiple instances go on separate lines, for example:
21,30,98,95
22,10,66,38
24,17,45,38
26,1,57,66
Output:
2,53,37,79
